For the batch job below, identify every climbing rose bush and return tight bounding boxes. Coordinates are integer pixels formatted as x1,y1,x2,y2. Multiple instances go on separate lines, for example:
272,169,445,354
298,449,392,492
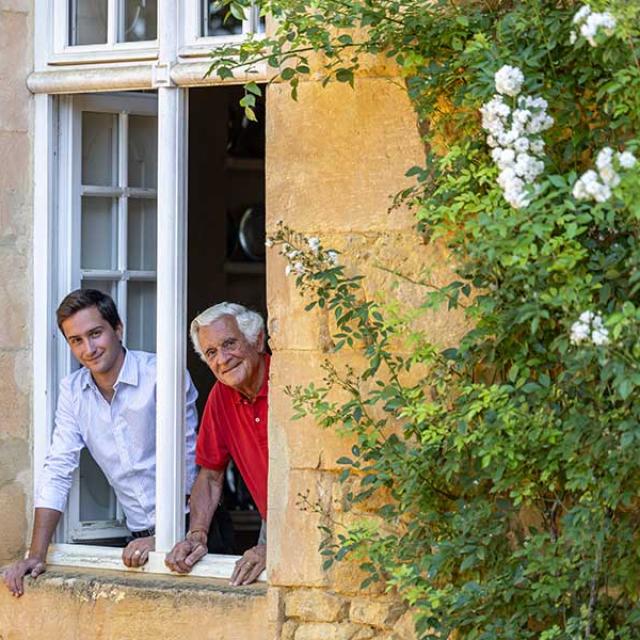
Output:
211,0,640,638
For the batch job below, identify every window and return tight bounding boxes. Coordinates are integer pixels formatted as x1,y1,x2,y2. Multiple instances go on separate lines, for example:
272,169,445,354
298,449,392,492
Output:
50,0,159,63
180,0,265,57
32,0,269,581
58,92,159,545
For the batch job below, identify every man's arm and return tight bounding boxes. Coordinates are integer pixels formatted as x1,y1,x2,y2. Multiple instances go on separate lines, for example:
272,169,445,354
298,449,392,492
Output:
3,508,62,597
164,467,224,573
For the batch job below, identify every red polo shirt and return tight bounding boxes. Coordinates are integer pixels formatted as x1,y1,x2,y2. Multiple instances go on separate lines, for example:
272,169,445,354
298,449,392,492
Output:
195,355,269,519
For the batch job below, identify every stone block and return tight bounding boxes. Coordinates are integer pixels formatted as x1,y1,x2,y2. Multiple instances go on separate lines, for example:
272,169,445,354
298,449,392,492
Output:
269,351,362,471
0,247,30,348
0,436,29,487
393,610,419,640
0,481,27,563
0,11,32,132
294,622,362,640
268,468,332,588
0,131,32,247
282,620,299,640
284,588,349,622
266,78,424,235
349,598,406,628
0,349,30,438
352,626,376,640
0,1,32,12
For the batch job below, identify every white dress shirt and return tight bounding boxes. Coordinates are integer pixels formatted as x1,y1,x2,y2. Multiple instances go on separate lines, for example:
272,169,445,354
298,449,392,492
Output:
35,349,198,532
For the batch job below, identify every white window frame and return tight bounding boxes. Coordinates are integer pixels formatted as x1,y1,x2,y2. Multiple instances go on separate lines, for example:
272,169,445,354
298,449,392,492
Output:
59,92,158,544
32,0,267,582
179,0,264,58
50,0,160,65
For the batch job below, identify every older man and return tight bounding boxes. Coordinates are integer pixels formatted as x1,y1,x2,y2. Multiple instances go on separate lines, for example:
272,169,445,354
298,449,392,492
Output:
3,289,200,597
165,302,269,586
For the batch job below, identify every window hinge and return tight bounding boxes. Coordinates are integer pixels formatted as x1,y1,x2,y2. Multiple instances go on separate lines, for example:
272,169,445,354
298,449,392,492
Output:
152,62,174,88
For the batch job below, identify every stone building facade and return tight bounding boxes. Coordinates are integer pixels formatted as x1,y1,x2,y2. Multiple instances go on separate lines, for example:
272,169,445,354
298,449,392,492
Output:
0,2,459,638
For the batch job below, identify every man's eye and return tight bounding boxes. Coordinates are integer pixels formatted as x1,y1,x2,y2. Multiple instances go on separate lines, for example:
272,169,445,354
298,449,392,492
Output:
224,339,236,349
206,350,216,360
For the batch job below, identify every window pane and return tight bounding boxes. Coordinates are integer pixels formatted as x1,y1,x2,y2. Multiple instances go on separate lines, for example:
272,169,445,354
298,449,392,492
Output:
121,0,157,42
70,0,108,45
203,0,243,37
79,449,117,521
128,115,157,189
82,112,117,187
81,197,117,270
127,199,157,271
127,281,156,352
81,278,116,298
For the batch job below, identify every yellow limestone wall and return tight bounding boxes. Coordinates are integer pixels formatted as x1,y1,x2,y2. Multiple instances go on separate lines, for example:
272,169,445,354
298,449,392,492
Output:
265,72,467,639
0,0,34,570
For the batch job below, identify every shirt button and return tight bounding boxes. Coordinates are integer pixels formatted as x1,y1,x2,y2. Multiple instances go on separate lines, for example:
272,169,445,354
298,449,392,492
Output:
255,417,260,423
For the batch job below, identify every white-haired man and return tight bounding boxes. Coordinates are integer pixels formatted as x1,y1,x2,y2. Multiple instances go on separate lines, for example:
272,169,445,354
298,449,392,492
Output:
165,302,269,585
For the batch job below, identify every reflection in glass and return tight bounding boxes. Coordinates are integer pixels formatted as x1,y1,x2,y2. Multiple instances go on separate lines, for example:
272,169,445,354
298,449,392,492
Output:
82,112,117,187
79,449,117,521
122,0,158,42
81,197,117,270
127,200,157,271
128,115,158,189
81,279,116,299
202,0,243,37
70,0,108,45
127,281,156,352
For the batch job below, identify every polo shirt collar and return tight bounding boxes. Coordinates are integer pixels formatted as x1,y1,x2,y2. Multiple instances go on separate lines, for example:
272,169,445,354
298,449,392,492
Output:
231,353,270,404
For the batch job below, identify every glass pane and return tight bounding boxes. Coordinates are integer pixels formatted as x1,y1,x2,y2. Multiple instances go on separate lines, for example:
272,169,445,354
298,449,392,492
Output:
81,279,116,299
70,0,108,45
82,112,117,187
127,199,157,270
203,0,243,37
127,281,156,352
79,449,117,521
128,115,157,189
81,197,117,270
121,0,157,42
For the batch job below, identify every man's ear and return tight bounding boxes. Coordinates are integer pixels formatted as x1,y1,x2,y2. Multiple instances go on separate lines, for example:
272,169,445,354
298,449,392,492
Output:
256,330,265,353
116,323,124,342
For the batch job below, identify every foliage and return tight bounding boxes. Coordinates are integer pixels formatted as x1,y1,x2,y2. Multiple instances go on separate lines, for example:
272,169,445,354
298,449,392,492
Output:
212,1,640,638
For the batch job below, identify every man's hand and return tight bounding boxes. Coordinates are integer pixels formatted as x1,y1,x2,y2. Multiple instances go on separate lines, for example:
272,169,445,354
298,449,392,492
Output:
230,544,266,586
164,531,208,574
3,557,47,597
122,535,155,568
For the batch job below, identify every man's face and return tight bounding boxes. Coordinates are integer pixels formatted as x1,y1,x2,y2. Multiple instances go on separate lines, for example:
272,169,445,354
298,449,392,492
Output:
198,315,262,390
61,306,124,378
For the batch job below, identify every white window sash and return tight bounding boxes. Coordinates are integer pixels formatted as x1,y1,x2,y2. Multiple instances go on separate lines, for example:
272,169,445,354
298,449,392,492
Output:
51,0,159,65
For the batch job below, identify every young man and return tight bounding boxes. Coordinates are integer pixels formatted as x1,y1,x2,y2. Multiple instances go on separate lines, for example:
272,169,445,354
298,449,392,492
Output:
165,302,269,586
3,289,199,597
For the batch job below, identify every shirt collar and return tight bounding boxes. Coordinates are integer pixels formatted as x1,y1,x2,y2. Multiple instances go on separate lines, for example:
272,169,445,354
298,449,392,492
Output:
231,353,270,404
80,347,137,391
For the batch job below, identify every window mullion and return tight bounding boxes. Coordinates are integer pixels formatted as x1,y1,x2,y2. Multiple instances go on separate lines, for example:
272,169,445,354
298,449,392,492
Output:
117,111,129,332
108,0,118,46
155,87,188,552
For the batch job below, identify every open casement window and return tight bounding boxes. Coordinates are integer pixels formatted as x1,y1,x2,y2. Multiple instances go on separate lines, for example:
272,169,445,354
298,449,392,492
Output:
50,0,159,63
179,0,265,57
40,87,266,579
56,92,158,545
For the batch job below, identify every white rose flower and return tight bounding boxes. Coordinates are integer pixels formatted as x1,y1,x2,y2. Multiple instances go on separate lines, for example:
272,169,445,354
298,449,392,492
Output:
326,250,339,265
618,151,636,169
307,237,320,254
572,5,592,24
494,65,525,97
285,264,293,277
294,261,305,274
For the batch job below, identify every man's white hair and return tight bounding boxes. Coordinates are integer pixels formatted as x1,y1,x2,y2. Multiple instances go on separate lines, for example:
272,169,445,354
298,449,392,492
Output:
190,302,265,361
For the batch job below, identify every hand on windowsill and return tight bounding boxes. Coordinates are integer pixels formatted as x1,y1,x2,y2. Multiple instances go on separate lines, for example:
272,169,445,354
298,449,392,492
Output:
122,535,155,568
230,543,266,586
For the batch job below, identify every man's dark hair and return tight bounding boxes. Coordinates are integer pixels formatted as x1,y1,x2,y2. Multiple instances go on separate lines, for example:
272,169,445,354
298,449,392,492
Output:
56,289,122,334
